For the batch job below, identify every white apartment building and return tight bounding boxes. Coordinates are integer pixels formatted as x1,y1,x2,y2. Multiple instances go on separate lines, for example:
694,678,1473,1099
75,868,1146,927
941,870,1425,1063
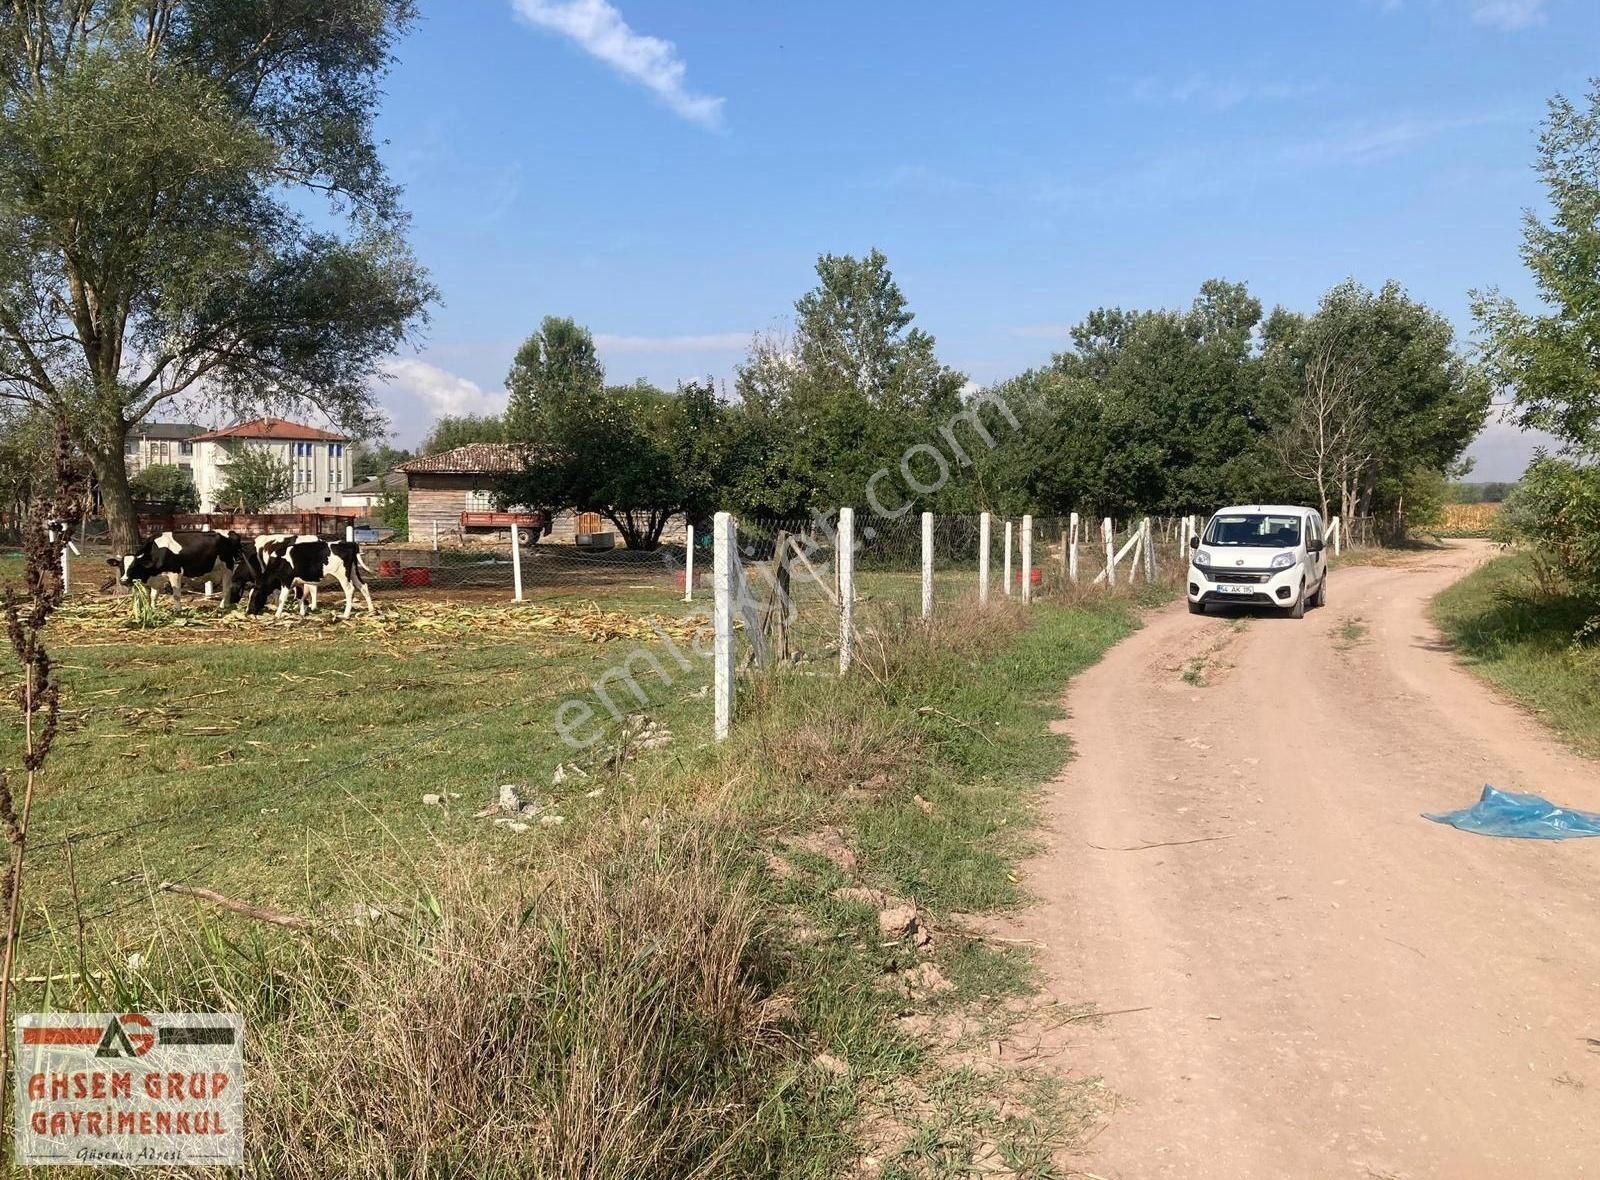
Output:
132,417,354,512
124,422,205,475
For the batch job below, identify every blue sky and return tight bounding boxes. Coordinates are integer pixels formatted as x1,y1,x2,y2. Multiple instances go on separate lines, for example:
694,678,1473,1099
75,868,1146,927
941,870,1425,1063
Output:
368,0,1597,479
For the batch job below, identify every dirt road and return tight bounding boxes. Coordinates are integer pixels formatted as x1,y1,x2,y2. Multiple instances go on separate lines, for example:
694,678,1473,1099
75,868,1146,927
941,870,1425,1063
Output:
1014,541,1600,1179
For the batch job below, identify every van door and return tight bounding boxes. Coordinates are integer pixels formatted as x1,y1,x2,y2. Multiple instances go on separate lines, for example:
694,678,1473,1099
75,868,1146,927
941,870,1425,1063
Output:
1307,513,1326,587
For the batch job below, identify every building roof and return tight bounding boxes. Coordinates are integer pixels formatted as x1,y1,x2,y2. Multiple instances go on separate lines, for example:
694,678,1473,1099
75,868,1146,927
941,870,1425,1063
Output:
192,417,349,443
130,422,205,440
341,470,408,496
397,443,528,475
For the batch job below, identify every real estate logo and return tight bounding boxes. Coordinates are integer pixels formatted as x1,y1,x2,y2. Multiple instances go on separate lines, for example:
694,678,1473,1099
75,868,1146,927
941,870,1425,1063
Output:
13,1012,243,1168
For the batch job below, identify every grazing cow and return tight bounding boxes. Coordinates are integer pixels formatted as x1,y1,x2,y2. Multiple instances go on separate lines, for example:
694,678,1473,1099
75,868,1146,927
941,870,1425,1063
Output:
223,533,324,607
247,539,374,619
107,531,244,609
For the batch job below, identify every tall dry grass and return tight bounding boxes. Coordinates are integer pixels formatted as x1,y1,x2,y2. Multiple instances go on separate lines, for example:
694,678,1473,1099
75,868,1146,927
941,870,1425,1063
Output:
251,829,771,1179
24,827,786,1180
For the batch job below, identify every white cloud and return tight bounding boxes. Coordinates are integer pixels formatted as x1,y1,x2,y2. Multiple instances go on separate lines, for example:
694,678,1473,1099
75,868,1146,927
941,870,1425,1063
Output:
1131,73,1322,111
1470,0,1546,30
381,359,505,417
1285,113,1503,164
594,331,750,354
510,0,724,129
372,359,506,447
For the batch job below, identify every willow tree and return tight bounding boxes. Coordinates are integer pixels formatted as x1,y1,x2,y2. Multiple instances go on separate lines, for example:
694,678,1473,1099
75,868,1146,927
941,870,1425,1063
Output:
0,2,434,548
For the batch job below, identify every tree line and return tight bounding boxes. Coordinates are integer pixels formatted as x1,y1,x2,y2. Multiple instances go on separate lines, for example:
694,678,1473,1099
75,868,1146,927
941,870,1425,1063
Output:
415,254,1488,549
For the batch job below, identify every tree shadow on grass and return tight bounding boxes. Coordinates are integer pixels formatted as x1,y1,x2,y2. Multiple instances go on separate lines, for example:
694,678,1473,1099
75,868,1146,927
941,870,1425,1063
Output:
1437,585,1594,663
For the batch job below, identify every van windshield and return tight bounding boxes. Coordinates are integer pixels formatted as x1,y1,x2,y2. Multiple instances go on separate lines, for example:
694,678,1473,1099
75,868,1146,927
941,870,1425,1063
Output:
1204,514,1301,548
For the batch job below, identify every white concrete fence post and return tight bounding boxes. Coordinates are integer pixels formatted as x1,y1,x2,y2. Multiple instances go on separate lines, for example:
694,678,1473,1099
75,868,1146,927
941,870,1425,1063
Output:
1143,517,1156,583
1103,517,1115,588
198,521,211,598
1020,514,1033,604
838,507,855,674
683,523,695,602
1069,511,1080,583
511,521,524,603
713,511,736,741
1003,520,1014,597
51,523,70,596
1331,516,1343,557
921,511,934,620
978,511,992,606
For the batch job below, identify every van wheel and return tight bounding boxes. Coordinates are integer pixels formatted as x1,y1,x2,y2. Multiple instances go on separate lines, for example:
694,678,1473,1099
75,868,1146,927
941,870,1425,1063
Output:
1289,586,1306,619
1313,577,1327,608
1188,600,1205,615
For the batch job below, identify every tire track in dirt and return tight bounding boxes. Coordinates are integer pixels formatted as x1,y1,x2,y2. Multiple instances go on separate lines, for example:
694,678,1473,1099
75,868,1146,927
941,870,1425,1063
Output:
1003,541,1600,1179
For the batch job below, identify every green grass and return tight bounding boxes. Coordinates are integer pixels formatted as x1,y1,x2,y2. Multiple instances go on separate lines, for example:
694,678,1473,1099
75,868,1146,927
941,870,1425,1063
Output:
1335,616,1368,649
1,560,1157,1177
3,598,715,965
1431,552,1600,759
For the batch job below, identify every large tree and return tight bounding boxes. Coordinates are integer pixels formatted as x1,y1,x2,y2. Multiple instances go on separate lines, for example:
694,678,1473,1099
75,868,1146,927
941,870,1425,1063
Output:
418,413,503,456
353,442,413,482
1474,80,1600,456
0,2,434,548
215,446,292,512
1024,280,1286,516
500,372,735,550
1473,81,1600,617
128,462,199,511
503,316,605,441
1298,280,1487,521
731,250,966,516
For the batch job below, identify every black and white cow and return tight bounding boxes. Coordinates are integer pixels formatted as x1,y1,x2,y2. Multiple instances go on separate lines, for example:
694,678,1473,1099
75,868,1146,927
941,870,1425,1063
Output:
246,539,374,619
107,531,244,609
214,533,319,607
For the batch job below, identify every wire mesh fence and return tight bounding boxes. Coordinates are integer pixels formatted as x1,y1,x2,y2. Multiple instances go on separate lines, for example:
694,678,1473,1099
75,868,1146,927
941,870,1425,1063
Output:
3,502,1362,962
15,507,1365,618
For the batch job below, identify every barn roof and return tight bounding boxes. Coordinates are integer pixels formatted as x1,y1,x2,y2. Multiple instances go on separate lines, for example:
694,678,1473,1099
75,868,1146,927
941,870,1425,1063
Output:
192,417,349,442
397,443,529,475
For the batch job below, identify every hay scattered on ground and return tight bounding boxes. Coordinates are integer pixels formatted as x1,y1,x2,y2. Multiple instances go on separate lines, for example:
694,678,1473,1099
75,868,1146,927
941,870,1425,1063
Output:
50,598,710,647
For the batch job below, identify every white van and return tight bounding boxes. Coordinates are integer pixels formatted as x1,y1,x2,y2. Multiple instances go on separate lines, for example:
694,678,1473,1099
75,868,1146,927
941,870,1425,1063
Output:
1187,504,1328,618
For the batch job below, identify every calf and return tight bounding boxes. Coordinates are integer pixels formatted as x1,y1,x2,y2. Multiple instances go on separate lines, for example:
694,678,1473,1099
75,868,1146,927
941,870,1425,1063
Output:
107,531,244,610
247,539,374,619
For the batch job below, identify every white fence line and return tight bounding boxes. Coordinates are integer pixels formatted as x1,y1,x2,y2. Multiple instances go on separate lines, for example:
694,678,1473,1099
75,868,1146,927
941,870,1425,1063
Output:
838,506,856,674
702,505,1333,745
978,511,992,605
712,511,735,742
511,521,524,603
1003,519,1014,597
1020,514,1033,604
684,522,695,602
1094,525,1142,586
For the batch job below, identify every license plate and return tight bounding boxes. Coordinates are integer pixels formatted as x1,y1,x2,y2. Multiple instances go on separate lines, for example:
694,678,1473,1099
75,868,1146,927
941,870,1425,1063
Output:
1218,584,1254,595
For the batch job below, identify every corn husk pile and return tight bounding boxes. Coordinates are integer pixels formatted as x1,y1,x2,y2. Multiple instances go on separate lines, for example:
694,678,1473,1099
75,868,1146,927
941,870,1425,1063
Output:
50,597,710,648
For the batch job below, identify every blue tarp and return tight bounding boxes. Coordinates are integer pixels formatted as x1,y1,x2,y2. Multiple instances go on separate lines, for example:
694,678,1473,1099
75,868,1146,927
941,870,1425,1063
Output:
1424,785,1600,839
